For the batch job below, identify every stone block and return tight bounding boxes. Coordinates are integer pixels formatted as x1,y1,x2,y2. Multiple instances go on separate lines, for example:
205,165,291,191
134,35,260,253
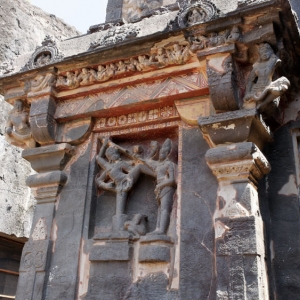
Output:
139,245,170,263
90,242,131,261
216,216,264,256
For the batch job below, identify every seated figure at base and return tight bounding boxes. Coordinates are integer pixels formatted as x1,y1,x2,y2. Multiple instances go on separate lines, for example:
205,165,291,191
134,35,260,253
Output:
243,43,290,112
5,99,36,149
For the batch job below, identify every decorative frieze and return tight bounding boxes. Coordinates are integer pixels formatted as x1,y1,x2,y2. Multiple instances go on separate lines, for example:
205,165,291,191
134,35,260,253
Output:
56,42,192,90
94,106,178,130
55,70,208,120
189,26,241,53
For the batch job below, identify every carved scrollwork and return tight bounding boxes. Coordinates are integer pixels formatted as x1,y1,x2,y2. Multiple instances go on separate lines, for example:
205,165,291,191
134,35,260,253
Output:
22,35,64,71
178,0,219,28
56,43,192,89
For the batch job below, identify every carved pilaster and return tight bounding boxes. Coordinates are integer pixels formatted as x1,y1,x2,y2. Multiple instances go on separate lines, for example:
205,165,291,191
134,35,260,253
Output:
198,109,272,299
16,143,74,300
206,142,270,299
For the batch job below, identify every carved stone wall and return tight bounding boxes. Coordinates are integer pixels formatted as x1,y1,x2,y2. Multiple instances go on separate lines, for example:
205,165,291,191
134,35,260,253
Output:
2,0,300,299
0,0,79,238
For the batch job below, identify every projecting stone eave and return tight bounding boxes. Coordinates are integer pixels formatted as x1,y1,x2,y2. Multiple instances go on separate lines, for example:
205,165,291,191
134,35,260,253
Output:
0,0,299,100
0,0,287,81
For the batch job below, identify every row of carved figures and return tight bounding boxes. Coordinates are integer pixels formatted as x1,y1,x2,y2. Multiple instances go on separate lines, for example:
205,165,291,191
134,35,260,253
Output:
189,26,241,52
56,43,191,89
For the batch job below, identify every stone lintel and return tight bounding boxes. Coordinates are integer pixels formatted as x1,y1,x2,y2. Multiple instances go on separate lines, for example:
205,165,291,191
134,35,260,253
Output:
198,109,272,150
205,142,270,183
22,143,74,173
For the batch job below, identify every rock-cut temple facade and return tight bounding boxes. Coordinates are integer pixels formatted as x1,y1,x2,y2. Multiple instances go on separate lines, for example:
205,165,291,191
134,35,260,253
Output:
1,0,300,299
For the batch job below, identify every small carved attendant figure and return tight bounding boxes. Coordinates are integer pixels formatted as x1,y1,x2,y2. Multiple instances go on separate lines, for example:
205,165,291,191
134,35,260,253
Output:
155,48,169,67
5,99,36,149
243,43,290,111
78,68,90,86
96,138,141,231
169,44,190,65
143,139,177,236
116,61,126,75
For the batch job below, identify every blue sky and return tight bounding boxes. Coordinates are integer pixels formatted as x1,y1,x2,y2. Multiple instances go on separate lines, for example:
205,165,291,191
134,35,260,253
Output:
29,0,108,33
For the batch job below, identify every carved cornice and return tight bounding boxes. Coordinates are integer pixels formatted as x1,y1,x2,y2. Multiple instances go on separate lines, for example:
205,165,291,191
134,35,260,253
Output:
205,142,270,184
198,108,272,150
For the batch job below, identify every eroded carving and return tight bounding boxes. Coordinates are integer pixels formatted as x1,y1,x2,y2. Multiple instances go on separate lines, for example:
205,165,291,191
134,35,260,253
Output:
22,35,64,71
30,73,56,93
90,23,140,49
178,0,219,28
5,99,36,149
56,43,191,89
32,218,47,240
124,214,148,237
123,0,163,22
243,43,290,112
189,26,240,52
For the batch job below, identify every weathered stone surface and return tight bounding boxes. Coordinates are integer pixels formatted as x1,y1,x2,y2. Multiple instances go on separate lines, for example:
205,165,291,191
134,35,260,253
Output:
260,120,300,299
139,245,170,262
90,242,131,261
0,0,79,239
2,0,300,299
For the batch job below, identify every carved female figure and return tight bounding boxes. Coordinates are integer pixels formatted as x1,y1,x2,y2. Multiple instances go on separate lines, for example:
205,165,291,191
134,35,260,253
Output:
243,43,290,110
142,139,177,236
5,99,36,149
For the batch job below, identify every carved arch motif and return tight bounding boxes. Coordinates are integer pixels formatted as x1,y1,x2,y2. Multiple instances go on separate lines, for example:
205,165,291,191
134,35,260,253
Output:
22,35,64,71
178,0,219,28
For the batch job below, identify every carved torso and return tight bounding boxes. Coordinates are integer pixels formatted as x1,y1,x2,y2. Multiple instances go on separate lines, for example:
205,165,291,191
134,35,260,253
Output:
9,110,31,135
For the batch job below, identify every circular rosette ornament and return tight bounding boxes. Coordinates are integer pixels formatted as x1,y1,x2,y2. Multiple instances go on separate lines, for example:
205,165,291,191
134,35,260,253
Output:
178,0,219,28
